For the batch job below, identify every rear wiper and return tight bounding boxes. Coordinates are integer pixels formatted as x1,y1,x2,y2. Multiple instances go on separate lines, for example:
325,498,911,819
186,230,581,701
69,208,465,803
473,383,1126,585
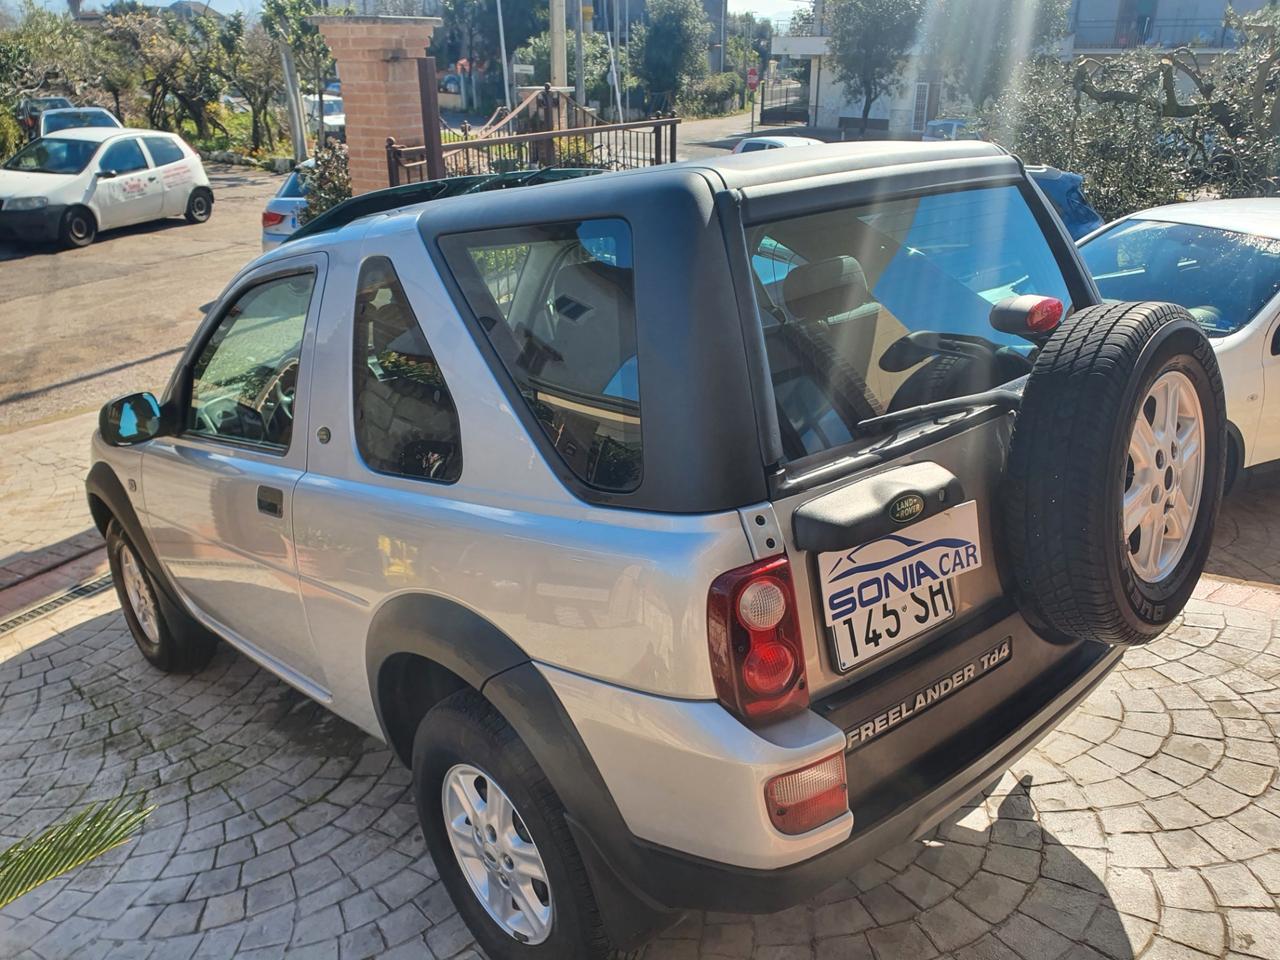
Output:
854,386,1024,438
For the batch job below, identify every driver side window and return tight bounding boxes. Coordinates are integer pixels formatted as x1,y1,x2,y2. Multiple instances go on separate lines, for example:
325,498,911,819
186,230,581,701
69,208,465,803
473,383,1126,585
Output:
99,138,148,174
186,273,314,452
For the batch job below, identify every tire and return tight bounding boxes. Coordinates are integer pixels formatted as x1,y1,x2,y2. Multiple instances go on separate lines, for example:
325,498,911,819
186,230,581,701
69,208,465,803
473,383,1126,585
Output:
412,690,638,960
59,206,96,248
105,520,218,672
1001,301,1226,646
185,187,213,224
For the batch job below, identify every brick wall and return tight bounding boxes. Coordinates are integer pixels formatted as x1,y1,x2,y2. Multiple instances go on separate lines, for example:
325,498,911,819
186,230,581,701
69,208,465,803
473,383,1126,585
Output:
310,16,442,195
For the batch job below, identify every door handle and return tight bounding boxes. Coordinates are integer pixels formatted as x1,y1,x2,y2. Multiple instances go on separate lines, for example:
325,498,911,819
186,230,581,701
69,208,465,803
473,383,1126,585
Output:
256,485,284,518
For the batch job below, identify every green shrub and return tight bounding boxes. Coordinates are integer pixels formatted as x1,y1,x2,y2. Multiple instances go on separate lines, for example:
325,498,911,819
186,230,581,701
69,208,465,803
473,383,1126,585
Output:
676,72,743,117
0,109,23,163
298,140,350,224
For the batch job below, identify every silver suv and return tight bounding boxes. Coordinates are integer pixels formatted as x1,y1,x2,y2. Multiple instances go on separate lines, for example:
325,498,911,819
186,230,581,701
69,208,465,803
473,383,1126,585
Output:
87,142,1226,959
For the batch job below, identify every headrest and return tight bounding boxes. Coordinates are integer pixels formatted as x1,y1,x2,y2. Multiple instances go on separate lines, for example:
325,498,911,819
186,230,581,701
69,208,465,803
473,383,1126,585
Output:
783,256,871,321
553,260,630,323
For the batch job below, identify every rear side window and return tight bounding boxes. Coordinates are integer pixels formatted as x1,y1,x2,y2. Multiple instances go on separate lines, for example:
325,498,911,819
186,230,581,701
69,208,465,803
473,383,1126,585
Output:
353,257,462,483
749,185,1071,461
441,219,641,492
143,136,185,166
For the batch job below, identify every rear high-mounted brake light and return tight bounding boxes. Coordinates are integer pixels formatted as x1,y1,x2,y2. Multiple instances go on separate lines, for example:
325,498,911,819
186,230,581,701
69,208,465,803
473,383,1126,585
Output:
766,752,848,835
262,211,287,228
708,555,809,724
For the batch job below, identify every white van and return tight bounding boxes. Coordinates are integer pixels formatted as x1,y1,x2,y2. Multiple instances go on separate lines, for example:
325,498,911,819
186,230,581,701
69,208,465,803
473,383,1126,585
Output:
0,127,212,248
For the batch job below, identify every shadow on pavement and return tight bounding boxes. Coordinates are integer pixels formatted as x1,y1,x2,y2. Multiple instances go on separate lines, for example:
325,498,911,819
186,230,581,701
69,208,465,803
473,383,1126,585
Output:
1206,465,1280,587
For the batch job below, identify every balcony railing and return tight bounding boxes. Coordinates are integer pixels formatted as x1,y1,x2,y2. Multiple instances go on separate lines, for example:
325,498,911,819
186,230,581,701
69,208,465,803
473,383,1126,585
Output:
1072,17,1241,51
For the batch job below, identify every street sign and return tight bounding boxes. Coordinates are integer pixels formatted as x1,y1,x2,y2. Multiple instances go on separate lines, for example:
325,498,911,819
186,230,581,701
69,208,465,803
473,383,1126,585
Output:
512,63,534,77
747,67,759,91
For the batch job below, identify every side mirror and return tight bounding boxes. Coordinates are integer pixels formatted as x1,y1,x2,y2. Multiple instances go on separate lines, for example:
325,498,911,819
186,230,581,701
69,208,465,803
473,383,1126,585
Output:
96,169,117,180
100,392,165,446
989,294,1064,339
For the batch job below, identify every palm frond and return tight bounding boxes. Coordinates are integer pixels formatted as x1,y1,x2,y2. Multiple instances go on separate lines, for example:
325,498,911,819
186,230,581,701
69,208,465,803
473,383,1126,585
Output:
0,796,153,909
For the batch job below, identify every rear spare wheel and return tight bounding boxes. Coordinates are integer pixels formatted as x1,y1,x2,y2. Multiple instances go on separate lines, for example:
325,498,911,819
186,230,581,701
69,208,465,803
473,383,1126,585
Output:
1002,301,1225,645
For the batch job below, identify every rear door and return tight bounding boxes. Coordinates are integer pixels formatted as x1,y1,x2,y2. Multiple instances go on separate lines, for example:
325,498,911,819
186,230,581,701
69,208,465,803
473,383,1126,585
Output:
739,177,1109,832
141,136,197,216
741,181,1080,693
93,136,163,229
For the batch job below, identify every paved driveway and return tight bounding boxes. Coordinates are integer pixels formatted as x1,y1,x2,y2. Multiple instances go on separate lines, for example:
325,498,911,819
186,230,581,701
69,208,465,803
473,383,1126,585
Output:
0,580,1278,960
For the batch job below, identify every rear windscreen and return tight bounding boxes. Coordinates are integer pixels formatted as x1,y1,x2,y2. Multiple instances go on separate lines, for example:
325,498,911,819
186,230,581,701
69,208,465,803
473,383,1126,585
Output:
749,185,1071,461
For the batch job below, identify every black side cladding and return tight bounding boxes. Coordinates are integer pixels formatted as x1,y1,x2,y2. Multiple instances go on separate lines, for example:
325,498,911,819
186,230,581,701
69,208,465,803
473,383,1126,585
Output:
1000,301,1226,645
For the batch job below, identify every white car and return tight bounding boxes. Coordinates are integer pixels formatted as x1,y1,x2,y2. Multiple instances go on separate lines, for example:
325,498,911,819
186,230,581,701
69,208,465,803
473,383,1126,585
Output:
731,134,824,153
303,95,345,142
1079,198,1280,488
0,127,212,248
38,106,122,138
261,159,312,250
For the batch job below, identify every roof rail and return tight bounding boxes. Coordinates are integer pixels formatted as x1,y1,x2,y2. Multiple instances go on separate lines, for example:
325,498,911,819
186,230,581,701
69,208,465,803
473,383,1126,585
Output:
285,167,605,245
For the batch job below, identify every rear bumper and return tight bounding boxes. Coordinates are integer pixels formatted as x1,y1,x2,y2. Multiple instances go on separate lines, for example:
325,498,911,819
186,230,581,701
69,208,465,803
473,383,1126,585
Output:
0,204,64,243
568,634,1119,914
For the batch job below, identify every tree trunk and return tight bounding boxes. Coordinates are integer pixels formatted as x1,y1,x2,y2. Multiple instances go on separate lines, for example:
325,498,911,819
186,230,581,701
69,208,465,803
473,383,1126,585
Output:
861,94,872,137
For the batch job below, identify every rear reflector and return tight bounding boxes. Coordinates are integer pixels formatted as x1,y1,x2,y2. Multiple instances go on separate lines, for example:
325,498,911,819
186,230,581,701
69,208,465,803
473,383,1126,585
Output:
262,211,287,228
765,753,848,835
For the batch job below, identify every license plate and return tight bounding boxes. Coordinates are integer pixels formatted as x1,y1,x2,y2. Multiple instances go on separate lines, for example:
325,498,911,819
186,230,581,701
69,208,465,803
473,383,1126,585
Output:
817,501,983,673
830,581,955,672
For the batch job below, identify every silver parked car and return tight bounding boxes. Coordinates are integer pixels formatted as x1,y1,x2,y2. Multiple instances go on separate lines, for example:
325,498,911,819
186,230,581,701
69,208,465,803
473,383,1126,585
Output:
87,141,1226,958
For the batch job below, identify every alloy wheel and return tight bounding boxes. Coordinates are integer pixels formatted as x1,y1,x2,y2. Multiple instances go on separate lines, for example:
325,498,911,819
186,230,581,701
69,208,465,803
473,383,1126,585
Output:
441,763,553,945
1123,370,1205,583
119,545,160,646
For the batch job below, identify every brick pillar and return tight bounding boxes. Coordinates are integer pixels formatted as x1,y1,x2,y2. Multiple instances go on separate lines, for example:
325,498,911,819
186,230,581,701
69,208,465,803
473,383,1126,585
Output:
310,15,443,195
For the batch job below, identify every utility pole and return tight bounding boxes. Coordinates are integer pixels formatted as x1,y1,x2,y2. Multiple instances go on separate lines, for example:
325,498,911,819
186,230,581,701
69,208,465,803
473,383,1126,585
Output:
280,44,308,161
496,0,512,108
575,0,585,104
550,0,568,87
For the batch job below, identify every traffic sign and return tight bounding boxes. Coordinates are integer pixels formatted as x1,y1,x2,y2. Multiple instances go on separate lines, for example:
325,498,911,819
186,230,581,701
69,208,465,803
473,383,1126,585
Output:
747,67,759,91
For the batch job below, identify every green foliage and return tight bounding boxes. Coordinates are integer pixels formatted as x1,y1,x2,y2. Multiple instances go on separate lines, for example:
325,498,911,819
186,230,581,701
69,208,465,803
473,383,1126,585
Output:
984,10,1280,220
926,0,1067,108
515,29,613,103
826,0,924,129
0,107,19,158
0,797,151,910
432,0,545,87
298,140,350,224
677,71,743,117
627,0,709,104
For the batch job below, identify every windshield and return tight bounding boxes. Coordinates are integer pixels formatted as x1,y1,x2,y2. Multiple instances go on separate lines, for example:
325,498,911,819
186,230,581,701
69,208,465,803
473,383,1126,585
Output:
4,137,99,175
1080,219,1280,336
751,184,1071,460
43,110,117,133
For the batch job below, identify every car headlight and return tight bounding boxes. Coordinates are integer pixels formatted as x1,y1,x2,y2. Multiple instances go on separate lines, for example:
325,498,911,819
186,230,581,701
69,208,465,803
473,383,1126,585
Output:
5,196,49,211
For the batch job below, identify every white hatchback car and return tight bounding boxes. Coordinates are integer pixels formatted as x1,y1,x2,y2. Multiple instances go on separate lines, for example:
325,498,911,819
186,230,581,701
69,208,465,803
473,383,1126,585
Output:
1079,198,1280,488
0,127,212,248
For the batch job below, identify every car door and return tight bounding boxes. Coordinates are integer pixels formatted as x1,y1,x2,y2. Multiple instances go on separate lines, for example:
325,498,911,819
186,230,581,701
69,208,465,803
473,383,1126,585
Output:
1257,309,1280,466
93,136,163,229
142,255,330,694
141,135,197,217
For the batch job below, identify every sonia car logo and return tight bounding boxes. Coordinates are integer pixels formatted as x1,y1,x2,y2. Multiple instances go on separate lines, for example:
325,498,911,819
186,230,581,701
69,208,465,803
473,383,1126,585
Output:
820,501,983,626
889,493,925,523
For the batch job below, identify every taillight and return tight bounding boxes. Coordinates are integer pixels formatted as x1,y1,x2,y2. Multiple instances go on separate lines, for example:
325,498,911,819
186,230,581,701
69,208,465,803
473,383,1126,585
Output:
765,752,848,835
1026,296,1064,333
262,211,286,228
708,555,808,724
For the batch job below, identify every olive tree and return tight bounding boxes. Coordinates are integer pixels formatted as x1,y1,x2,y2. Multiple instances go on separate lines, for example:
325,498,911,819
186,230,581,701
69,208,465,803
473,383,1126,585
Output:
825,0,923,134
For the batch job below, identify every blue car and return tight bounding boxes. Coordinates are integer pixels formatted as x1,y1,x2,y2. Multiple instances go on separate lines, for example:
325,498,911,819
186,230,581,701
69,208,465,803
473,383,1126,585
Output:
1026,165,1104,240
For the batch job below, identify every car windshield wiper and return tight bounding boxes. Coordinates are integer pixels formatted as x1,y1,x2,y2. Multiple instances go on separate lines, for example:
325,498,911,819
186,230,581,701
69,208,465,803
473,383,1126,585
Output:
854,385,1024,438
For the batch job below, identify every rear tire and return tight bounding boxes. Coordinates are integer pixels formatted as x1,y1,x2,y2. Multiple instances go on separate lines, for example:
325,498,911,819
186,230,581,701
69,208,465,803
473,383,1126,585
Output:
59,206,96,248
106,520,217,672
412,690,638,960
1001,301,1226,645
184,188,212,224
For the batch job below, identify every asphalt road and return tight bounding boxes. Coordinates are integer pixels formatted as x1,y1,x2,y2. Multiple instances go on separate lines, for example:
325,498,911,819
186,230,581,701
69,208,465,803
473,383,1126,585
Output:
0,165,280,432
